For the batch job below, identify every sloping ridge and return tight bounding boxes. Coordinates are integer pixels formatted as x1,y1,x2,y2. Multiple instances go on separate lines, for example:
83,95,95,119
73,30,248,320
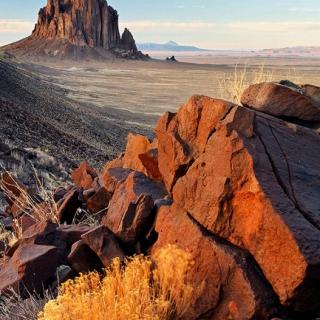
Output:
0,59,145,167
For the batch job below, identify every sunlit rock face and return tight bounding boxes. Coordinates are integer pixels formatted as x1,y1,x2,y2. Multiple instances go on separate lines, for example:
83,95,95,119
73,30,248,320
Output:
32,0,121,49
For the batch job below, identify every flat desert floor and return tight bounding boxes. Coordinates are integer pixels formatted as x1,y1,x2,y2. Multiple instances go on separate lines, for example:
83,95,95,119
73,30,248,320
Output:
1,54,320,197
27,55,320,131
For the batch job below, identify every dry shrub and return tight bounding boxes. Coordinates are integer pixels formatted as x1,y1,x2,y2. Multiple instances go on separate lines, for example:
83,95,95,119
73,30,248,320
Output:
0,168,59,238
220,64,302,104
38,245,195,320
0,288,54,320
0,224,17,250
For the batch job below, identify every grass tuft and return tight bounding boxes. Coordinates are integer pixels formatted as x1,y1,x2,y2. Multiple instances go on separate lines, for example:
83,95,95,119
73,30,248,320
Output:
219,63,302,104
0,167,59,238
38,245,196,320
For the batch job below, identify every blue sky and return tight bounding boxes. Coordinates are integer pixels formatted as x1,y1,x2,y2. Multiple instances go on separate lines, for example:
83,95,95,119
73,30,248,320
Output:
0,0,320,49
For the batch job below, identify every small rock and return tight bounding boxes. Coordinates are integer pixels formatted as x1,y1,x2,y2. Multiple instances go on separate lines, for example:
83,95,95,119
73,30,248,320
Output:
101,167,133,194
86,187,111,214
68,240,104,274
103,171,167,244
81,226,125,266
71,162,97,190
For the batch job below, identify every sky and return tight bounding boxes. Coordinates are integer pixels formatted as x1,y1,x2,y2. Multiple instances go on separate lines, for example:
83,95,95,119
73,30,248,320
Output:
0,0,320,49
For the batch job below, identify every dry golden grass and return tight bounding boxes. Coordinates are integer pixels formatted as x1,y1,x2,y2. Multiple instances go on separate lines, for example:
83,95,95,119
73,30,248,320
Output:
0,224,17,250
219,64,302,104
38,245,195,320
0,167,59,239
0,288,54,320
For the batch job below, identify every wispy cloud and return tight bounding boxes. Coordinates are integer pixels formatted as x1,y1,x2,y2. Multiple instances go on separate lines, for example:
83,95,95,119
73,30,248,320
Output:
120,20,216,31
289,7,320,13
0,19,34,33
121,19,320,34
226,21,320,33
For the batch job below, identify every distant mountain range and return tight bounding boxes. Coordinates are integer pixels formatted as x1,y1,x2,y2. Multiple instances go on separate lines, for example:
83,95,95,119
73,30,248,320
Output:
138,41,209,52
138,41,320,58
257,46,320,57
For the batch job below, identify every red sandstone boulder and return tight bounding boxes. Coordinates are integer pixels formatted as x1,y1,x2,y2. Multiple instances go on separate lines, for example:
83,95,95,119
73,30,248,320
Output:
81,226,125,266
101,167,133,194
241,82,320,123
68,240,104,274
138,148,161,180
86,187,111,214
153,204,280,319
156,95,236,191
0,243,58,296
161,97,320,312
102,171,167,244
71,161,97,190
103,133,160,180
302,84,320,104
0,221,93,295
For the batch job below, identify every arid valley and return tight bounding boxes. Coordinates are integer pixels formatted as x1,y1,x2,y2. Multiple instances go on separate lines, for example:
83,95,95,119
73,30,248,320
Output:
1,0,320,319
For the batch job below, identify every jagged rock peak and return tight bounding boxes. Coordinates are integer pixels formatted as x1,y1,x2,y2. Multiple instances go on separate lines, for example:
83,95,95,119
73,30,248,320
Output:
120,28,137,52
32,0,121,49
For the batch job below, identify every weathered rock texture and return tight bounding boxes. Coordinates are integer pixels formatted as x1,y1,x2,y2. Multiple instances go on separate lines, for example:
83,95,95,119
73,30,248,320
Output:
1,82,320,318
32,0,121,49
1,0,145,59
153,204,280,320
241,81,320,126
155,94,320,316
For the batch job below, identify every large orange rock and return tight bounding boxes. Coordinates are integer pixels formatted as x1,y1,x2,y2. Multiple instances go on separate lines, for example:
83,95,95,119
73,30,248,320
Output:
153,204,280,319
241,82,320,123
102,171,167,244
103,133,160,180
156,95,236,191
168,100,320,312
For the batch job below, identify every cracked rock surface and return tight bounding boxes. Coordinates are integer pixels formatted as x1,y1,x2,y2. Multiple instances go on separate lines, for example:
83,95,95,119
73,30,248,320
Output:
2,86,320,319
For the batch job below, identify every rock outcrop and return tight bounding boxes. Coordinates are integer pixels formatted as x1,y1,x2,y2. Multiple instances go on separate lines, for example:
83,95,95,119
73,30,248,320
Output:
1,0,146,59
120,28,138,52
2,81,320,318
241,81,320,126
33,0,121,49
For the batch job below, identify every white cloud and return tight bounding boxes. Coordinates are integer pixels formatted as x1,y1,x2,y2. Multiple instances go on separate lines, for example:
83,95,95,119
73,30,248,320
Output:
120,20,216,31
0,19,34,33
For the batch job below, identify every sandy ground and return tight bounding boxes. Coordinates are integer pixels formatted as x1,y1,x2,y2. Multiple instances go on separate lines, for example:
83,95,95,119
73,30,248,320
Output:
22,57,320,130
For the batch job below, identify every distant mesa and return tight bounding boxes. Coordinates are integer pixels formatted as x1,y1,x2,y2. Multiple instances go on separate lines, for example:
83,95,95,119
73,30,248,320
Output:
1,0,146,60
138,41,210,52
